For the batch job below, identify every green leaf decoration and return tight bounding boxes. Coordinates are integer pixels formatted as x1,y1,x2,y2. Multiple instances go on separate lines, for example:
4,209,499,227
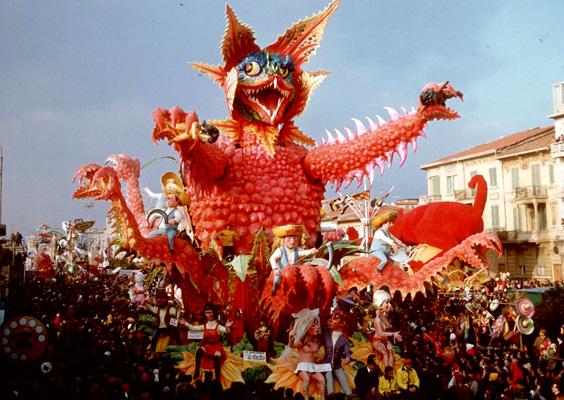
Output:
329,266,343,286
208,237,222,259
273,341,286,358
242,365,272,385
166,345,193,353
229,255,252,282
232,334,253,353
309,258,329,267
141,155,177,170
352,331,367,342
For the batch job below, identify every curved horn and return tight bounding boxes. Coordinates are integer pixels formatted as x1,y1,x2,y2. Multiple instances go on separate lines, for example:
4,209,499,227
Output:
147,209,169,226
326,241,334,269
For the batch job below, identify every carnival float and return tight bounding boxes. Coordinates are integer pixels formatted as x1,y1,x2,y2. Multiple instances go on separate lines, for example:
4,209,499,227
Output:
68,0,507,396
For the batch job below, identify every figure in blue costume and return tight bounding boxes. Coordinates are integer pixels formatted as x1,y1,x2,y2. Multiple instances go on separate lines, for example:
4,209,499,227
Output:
269,224,318,294
148,172,190,252
370,209,409,273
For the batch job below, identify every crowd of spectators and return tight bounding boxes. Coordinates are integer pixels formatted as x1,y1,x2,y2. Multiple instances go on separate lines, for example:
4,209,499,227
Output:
367,277,564,399
1,253,563,399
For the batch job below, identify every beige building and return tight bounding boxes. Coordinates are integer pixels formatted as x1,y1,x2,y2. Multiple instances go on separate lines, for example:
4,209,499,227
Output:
420,82,564,281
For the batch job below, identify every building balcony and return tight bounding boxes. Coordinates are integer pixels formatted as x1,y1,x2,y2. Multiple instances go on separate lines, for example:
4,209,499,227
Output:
494,228,555,243
512,185,548,201
419,194,442,204
551,141,564,158
454,189,475,201
493,229,532,242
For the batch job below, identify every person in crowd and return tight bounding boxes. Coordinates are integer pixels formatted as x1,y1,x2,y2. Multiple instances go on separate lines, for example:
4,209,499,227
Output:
269,224,318,294
500,306,519,347
354,354,381,400
3,253,563,400
129,272,147,309
533,328,548,355
396,358,420,398
378,366,399,399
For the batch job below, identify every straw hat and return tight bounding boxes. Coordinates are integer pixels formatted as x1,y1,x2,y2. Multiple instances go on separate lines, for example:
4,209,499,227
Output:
272,224,305,238
515,316,535,335
515,298,535,318
371,207,398,229
160,172,190,206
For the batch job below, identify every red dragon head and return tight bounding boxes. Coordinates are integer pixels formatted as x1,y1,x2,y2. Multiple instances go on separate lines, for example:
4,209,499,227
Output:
191,0,340,150
418,81,464,121
72,164,122,201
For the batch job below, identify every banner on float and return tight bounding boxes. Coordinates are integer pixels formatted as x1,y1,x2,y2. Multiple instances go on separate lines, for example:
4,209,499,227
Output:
187,331,204,340
243,351,267,363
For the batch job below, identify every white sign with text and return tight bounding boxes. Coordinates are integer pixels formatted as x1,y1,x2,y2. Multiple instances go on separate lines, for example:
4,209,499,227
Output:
243,351,267,363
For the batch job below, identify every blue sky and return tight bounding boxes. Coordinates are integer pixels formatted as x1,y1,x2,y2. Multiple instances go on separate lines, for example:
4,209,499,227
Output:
1,0,563,236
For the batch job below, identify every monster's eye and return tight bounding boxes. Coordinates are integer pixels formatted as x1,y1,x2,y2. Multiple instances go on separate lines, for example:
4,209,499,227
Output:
280,67,289,78
244,61,261,77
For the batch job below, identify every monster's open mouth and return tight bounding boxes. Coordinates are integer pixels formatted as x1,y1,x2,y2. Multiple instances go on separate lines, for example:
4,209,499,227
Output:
72,164,114,200
240,78,292,124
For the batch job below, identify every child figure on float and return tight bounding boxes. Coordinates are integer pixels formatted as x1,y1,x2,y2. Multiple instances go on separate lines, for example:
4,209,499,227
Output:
269,224,318,294
147,172,190,252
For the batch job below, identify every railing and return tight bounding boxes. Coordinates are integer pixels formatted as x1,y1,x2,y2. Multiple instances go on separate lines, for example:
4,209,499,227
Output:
454,189,475,201
513,185,548,200
492,229,532,242
551,141,564,158
419,194,442,204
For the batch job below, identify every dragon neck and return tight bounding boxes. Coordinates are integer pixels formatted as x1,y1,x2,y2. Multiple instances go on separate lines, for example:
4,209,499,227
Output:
109,193,147,251
468,175,487,216
124,176,151,235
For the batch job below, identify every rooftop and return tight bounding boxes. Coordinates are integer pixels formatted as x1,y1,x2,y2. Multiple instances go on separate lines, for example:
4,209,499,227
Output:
421,125,554,168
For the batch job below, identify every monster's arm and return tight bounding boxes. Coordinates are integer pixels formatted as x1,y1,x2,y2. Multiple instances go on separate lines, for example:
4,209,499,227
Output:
152,107,228,188
304,111,426,189
303,82,462,190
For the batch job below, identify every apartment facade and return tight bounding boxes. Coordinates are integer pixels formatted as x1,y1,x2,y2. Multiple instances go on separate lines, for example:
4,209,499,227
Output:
420,82,564,281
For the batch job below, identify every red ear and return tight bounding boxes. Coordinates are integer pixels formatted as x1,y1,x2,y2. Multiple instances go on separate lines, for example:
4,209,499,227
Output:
191,63,226,87
266,0,340,67
221,5,261,70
